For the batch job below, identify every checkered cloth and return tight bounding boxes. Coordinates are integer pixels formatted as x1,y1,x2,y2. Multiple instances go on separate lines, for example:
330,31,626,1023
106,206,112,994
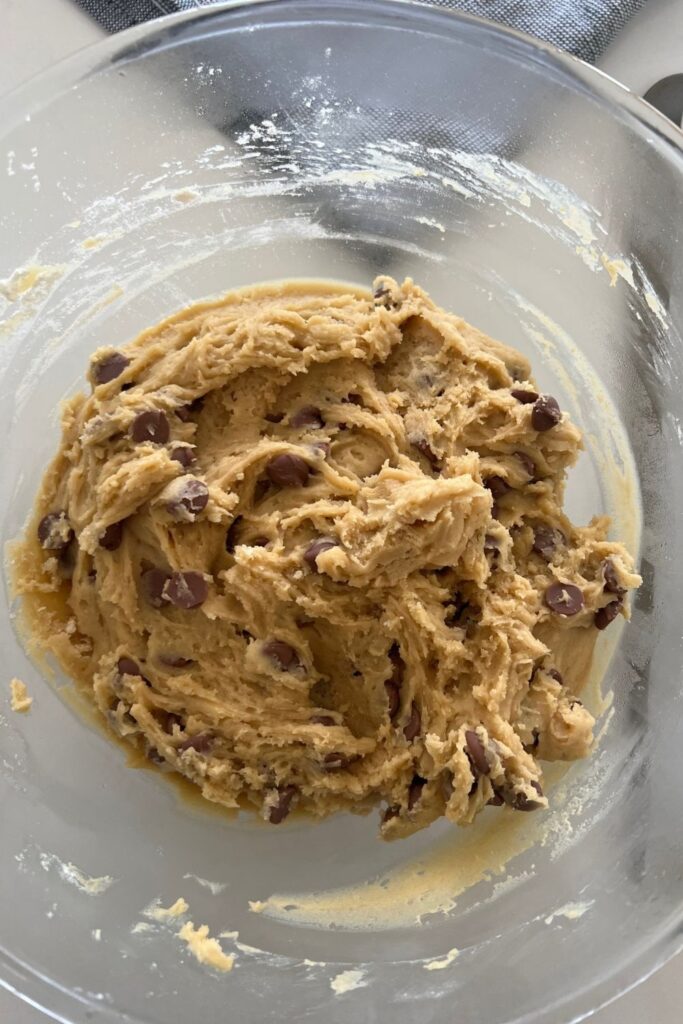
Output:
75,0,647,63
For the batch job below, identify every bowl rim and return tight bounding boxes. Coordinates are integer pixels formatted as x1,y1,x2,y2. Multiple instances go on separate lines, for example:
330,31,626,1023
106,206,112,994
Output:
1,2,682,1023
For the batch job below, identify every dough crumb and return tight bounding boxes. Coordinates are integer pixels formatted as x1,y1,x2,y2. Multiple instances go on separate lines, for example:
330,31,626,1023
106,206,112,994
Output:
10,678,32,713
423,947,459,970
330,968,367,994
177,921,235,973
144,897,189,921
248,900,266,914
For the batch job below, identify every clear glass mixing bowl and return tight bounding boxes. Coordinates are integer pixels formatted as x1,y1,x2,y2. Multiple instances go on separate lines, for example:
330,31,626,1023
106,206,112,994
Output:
1,2,682,1022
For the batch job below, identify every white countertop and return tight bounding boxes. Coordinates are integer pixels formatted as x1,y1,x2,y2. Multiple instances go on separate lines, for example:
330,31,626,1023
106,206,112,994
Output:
2,0,682,1020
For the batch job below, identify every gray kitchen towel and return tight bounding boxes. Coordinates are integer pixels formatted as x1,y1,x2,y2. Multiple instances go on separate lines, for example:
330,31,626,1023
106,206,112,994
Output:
75,0,647,63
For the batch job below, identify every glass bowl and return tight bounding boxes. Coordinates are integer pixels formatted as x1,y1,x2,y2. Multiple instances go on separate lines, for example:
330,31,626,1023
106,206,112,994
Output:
1,2,681,1022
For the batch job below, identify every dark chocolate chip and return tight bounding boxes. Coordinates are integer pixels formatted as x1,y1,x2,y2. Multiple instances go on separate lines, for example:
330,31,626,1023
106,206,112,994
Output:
264,411,284,424
58,537,78,579
544,582,584,616
100,521,124,551
344,393,363,406
117,656,142,678
268,784,298,824
159,653,195,668
290,406,324,429
163,571,208,609
265,453,310,488
263,639,301,672
165,477,209,519
546,668,563,684
487,792,505,806
322,752,354,771
385,681,401,721
169,445,196,469
93,351,130,385
412,438,441,470
484,476,510,501
403,701,421,742
511,388,539,405
303,537,337,571
511,781,544,812
177,396,205,422
140,567,172,608
131,410,170,444
595,601,622,630
37,511,73,552
179,732,213,754
525,728,540,752
532,524,564,561
225,515,243,554
408,774,427,810
311,441,330,458
382,804,400,823
310,715,336,726
483,534,499,556
602,558,626,596
515,450,536,479
147,747,166,766
531,395,562,432
465,730,490,775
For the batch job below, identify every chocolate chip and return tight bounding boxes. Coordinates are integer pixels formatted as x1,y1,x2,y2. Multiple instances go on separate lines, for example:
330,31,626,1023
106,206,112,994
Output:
602,558,626,596
465,730,490,775
93,351,130,385
165,477,209,520
515,451,536,479
117,656,142,678
100,521,124,551
264,411,284,424
154,709,182,734
131,410,170,444
310,440,330,458
179,732,213,754
412,438,441,470
382,804,400,823
263,639,301,672
547,668,563,684
525,728,540,752
159,653,195,668
310,715,336,726
483,535,499,555
531,395,562,432
344,393,363,406
147,747,166,766
303,537,337,571
290,406,324,429
408,774,427,810
484,476,510,501
487,792,505,806
269,784,298,824
163,571,208,609
169,445,196,469
403,701,421,742
322,752,353,771
532,523,564,560
37,511,73,552
265,453,310,488
140,567,172,608
176,397,205,422
511,388,539,404
544,582,584,616
225,515,243,554
510,781,544,812
595,601,622,630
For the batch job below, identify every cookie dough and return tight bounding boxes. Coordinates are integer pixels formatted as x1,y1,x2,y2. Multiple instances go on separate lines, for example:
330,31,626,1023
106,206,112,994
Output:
12,277,640,839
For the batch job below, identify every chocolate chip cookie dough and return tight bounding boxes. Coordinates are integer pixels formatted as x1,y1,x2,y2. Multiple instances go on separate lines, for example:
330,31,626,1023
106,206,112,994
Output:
12,277,641,839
